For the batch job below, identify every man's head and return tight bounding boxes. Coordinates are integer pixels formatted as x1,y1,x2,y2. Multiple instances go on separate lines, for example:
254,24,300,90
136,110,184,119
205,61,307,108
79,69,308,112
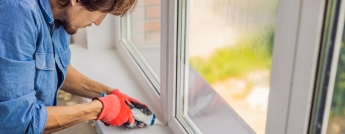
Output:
53,0,137,34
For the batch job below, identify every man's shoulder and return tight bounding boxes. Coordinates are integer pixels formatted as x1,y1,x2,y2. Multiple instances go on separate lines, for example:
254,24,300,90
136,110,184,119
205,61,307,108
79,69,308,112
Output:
0,0,43,61
0,0,42,26
0,0,40,12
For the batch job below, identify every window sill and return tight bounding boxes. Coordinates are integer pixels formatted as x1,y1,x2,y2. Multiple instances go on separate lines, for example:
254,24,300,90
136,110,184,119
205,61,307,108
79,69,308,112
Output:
69,45,172,134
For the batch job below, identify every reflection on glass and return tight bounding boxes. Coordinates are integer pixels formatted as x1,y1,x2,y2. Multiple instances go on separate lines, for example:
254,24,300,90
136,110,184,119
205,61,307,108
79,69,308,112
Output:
327,27,345,134
129,0,161,76
187,0,278,133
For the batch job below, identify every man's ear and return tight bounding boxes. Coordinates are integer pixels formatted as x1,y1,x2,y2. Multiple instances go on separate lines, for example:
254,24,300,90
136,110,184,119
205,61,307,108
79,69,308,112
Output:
71,0,77,7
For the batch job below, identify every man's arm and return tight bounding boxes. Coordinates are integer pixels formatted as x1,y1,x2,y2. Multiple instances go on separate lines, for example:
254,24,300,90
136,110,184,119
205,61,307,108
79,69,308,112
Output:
61,66,113,98
43,100,102,134
44,92,136,134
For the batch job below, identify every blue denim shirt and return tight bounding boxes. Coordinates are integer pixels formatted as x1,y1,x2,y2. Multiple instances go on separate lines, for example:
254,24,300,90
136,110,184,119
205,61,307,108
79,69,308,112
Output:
0,0,71,133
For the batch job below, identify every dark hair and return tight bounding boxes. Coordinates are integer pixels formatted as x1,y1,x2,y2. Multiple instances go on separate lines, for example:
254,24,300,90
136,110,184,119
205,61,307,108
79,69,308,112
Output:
56,0,137,16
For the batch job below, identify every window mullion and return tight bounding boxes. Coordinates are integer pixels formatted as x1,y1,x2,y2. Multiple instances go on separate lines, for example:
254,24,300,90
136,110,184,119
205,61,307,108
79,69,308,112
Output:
286,0,328,133
161,0,178,124
265,0,303,133
266,0,326,133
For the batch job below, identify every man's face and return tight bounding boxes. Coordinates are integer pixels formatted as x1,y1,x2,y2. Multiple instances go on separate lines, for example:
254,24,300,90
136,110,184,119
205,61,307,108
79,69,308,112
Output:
61,2,107,35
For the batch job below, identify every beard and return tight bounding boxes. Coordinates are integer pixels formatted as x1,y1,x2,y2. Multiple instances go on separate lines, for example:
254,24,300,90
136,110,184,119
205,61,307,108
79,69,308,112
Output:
55,9,78,35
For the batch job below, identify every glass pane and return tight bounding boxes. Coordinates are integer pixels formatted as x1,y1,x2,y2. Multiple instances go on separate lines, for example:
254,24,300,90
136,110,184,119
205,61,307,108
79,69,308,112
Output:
182,0,279,133
327,26,345,134
129,0,161,77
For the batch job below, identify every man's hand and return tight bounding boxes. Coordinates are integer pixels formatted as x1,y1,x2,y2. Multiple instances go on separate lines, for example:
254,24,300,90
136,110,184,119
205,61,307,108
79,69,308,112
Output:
110,89,148,108
94,94,135,126
110,89,153,128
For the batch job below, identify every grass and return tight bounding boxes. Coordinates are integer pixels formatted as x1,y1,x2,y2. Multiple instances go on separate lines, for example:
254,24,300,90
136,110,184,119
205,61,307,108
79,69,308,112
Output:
189,30,274,84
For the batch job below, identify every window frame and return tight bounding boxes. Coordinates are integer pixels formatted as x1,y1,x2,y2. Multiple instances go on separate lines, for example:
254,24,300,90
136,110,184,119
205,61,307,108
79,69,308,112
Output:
114,0,330,133
320,2,345,133
114,16,163,117
119,13,161,92
309,0,345,133
266,0,326,133
160,0,177,124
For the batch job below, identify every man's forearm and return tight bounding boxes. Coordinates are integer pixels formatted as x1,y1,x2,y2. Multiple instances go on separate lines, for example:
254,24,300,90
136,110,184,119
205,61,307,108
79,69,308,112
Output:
61,66,113,99
43,100,102,134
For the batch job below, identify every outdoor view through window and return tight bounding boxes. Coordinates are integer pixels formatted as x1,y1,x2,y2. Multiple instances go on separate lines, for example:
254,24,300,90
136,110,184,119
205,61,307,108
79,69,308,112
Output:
188,0,278,133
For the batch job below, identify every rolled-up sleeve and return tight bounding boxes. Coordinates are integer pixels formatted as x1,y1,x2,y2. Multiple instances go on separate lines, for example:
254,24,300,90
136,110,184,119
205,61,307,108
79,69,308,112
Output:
0,1,47,134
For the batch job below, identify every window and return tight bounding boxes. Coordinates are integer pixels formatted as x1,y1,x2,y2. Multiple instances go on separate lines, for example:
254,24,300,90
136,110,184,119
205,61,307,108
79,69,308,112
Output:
116,0,331,133
120,0,161,92
175,0,278,133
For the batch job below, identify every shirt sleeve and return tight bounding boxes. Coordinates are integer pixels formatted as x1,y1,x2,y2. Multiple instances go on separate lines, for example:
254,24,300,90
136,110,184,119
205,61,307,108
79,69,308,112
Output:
0,1,47,134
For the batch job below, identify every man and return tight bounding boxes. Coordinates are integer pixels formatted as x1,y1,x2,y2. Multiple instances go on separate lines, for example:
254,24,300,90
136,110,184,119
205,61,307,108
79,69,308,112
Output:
0,0,150,133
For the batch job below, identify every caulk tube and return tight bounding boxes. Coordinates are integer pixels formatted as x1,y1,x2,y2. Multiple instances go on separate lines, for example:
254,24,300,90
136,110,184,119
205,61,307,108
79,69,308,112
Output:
130,107,156,126
100,93,156,126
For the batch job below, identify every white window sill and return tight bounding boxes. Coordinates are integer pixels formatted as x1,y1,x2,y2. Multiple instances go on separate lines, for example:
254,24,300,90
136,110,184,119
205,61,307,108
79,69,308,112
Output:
69,45,172,134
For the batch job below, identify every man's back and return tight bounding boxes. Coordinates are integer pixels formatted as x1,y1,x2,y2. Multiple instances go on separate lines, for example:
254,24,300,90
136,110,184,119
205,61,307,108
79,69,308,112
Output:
0,0,70,133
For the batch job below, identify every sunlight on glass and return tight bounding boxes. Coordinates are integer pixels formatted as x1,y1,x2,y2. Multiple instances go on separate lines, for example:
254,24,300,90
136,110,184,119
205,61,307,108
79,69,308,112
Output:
187,0,278,133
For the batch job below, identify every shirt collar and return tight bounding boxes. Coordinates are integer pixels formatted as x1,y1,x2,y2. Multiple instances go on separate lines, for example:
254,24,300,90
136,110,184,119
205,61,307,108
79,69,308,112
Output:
38,0,54,23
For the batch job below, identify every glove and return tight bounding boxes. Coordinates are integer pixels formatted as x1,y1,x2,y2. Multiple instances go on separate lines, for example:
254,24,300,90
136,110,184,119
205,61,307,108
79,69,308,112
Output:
110,89,148,108
110,89,153,128
93,94,135,126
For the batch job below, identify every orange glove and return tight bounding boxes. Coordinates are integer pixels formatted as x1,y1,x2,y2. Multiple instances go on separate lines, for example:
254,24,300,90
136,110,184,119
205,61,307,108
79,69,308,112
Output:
109,89,153,128
94,94,135,126
110,89,148,107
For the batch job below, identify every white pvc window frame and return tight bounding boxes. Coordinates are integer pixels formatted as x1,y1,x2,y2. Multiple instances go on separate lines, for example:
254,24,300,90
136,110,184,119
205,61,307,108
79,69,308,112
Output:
114,0,331,133
119,14,160,92
266,0,326,133
114,16,162,116
309,0,345,133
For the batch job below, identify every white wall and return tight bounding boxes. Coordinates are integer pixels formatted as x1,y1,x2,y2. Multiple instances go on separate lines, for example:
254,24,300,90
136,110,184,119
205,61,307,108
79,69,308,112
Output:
71,15,117,50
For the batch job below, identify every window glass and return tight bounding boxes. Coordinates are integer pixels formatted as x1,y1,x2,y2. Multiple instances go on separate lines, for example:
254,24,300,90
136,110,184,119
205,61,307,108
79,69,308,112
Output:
120,0,161,90
130,0,161,76
179,0,279,133
327,26,345,134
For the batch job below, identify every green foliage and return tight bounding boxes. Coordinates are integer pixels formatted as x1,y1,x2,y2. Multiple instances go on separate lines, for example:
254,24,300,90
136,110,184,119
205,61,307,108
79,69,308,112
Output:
190,29,274,84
